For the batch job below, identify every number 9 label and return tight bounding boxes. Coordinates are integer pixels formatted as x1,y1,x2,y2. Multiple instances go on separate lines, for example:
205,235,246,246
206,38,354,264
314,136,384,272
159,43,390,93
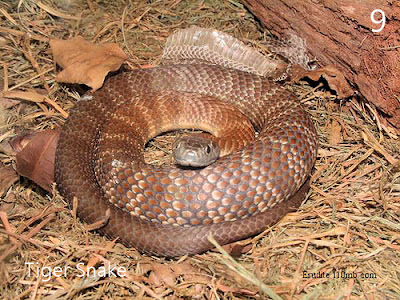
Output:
371,9,386,33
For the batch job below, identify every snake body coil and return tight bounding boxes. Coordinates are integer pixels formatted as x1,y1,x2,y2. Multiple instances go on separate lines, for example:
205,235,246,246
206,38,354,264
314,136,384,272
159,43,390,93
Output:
55,30,318,257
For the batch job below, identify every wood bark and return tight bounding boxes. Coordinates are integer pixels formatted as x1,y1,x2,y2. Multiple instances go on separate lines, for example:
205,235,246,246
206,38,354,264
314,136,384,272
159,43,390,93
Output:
242,0,400,130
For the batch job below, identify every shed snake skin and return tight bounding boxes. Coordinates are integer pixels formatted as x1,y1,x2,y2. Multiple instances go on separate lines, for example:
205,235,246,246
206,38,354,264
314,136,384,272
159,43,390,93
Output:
55,28,318,257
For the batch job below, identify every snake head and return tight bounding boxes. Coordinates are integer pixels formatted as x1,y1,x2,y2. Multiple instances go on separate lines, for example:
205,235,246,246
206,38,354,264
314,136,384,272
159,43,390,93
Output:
172,135,220,167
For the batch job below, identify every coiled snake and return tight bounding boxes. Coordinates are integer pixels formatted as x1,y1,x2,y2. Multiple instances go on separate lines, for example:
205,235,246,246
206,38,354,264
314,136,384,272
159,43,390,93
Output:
55,28,318,257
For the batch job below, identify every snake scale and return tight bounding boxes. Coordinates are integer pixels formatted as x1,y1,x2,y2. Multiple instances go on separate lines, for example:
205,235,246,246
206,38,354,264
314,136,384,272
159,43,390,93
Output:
55,28,318,257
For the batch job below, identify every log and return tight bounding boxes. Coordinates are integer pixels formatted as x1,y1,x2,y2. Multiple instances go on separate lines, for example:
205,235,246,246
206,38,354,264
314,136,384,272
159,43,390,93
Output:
242,0,400,130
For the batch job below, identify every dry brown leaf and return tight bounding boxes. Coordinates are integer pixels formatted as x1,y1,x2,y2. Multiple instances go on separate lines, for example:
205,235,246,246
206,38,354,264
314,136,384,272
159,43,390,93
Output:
143,262,208,287
12,129,60,192
329,119,343,145
292,64,354,98
221,241,253,257
148,263,176,287
0,95,20,109
50,36,127,91
0,162,18,197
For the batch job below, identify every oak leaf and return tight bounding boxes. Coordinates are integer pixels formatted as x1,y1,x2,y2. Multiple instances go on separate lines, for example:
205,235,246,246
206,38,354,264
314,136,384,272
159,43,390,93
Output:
50,36,127,91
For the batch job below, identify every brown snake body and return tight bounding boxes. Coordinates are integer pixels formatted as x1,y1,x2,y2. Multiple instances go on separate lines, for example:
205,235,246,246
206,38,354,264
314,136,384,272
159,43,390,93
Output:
55,62,318,257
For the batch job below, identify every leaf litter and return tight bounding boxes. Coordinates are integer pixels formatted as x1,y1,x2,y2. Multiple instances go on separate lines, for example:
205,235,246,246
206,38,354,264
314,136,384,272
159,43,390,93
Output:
50,36,127,91
0,1,399,299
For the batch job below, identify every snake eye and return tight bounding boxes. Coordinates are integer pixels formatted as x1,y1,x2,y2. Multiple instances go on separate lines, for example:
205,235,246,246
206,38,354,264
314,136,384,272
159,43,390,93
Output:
206,144,211,154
